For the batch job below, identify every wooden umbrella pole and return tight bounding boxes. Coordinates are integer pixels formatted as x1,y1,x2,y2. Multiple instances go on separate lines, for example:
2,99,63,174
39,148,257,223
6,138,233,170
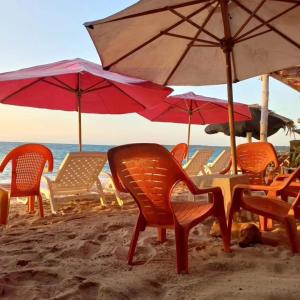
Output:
260,74,269,142
225,50,238,174
77,74,82,152
220,0,237,174
187,112,192,160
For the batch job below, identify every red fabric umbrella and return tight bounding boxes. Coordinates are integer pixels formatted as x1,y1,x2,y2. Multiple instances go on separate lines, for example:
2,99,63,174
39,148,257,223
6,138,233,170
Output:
0,58,172,150
139,92,251,157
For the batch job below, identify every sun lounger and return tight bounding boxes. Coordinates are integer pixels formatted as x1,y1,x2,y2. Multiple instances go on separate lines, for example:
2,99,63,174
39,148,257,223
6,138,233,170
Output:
41,152,123,213
205,149,231,174
183,149,214,176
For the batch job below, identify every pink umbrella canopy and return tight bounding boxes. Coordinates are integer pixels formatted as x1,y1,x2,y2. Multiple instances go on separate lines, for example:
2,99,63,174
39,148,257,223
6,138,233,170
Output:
139,92,252,157
0,58,172,150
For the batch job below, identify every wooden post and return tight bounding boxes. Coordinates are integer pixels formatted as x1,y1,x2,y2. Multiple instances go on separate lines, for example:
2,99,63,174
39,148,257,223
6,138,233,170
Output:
77,74,82,151
246,132,252,143
220,0,238,174
260,74,269,142
225,50,238,174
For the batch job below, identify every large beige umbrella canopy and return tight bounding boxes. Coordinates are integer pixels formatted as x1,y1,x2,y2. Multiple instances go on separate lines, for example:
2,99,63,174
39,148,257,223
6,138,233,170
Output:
85,0,300,172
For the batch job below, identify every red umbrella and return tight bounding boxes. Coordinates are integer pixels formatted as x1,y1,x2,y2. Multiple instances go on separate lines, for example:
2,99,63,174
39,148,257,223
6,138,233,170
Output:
139,92,251,158
0,58,172,150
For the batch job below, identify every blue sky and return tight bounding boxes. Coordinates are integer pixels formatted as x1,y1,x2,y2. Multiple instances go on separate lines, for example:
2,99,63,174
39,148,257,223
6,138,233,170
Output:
0,1,299,146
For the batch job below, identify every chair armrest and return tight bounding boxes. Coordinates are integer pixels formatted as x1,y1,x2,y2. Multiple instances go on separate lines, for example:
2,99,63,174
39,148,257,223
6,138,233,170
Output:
42,175,53,186
233,183,284,193
219,160,232,175
0,155,11,173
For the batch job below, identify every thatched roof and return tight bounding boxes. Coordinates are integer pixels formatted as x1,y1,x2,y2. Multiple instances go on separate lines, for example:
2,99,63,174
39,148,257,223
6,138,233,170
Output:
205,104,294,140
271,66,300,93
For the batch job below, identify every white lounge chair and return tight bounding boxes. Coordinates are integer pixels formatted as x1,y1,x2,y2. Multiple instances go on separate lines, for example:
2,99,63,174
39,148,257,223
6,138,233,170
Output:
41,152,123,213
205,149,231,174
183,149,214,176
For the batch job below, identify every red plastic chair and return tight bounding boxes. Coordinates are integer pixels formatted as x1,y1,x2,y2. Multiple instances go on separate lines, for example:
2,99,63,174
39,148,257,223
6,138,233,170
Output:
0,144,53,224
228,166,300,253
108,143,230,274
170,143,188,165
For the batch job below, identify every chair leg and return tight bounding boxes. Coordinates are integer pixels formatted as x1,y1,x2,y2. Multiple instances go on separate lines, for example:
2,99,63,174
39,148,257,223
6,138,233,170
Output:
0,189,9,225
96,178,107,206
215,214,230,253
227,203,237,247
283,216,299,253
259,216,273,231
37,195,44,218
28,196,35,213
128,215,146,265
157,228,166,243
175,226,189,274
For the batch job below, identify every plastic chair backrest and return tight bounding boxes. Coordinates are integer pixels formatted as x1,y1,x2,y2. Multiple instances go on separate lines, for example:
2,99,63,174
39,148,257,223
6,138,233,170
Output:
0,144,53,197
108,143,190,226
170,143,188,165
54,152,107,189
237,142,279,185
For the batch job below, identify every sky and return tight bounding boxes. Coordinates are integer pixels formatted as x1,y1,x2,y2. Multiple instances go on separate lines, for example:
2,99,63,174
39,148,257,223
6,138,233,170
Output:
0,1,299,146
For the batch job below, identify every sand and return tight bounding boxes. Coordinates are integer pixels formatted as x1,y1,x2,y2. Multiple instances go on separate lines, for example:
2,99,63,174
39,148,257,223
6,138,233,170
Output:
1,193,300,300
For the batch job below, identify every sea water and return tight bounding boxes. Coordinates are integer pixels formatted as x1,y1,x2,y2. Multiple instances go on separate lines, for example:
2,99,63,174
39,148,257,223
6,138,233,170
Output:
0,141,226,183
0,141,289,184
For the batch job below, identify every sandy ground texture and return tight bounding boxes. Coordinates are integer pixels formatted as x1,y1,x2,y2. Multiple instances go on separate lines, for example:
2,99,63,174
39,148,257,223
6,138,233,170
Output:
1,193,300,300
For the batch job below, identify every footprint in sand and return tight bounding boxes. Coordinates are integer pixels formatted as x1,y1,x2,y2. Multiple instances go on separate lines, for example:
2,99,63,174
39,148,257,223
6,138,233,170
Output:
58,240,100,259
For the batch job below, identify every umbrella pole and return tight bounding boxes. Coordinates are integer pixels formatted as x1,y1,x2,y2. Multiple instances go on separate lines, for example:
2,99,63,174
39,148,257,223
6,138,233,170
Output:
260,74,269,142
77,74,82,152
225,50,238,174
77,94,82,151
187,113,192,160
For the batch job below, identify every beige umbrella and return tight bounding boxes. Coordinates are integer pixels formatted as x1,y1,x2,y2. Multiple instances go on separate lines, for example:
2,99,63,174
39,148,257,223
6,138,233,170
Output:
85,0,300,173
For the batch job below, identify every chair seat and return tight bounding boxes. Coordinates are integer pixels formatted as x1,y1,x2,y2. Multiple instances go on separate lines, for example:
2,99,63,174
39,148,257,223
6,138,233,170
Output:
172,202,213,227
242,196,291,221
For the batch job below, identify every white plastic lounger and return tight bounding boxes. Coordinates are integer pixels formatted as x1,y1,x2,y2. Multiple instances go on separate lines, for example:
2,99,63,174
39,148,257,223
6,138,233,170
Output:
205,149,231,174
183,149,214,176
41,152,123,213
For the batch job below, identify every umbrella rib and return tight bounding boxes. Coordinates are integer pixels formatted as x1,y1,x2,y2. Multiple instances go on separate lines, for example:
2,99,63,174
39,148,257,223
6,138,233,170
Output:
169,6,221,42
165,100,189,113
232,0,266,40
51,76,75,92
1,78,43,103
41,78,75,93
87,0,215,26
164,2,219,85
163,32,219,45
232,0,300,50
235,2,299,42
82,79,109,93
82,83,112,94
236,29,273,43
103,2,215,70
108,81,147,109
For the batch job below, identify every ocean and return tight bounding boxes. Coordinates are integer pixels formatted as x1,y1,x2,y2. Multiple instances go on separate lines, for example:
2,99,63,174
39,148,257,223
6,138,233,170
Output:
0,141,289,184
0,141,226,183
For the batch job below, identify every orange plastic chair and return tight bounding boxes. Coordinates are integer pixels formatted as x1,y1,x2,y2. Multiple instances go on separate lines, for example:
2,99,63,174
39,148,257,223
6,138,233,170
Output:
108,143,230,274
228,166,300,253
170,143,188,165
0,144,53,224
221,142,279,183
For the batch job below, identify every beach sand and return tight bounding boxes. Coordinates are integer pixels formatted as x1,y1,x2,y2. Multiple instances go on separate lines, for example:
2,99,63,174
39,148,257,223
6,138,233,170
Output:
1,193,300,300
